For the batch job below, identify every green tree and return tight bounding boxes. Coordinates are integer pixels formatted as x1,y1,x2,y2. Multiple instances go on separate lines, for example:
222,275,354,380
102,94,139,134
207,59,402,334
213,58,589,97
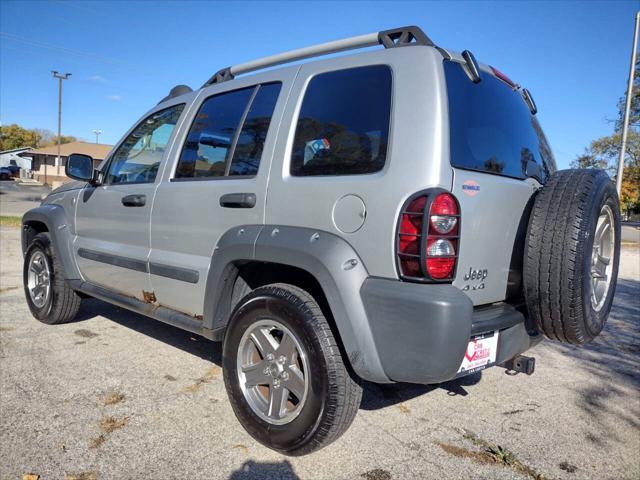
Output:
0,124,77,150
0,124,42,150
573,59,640,215
40,134,77,147
570,152,608,171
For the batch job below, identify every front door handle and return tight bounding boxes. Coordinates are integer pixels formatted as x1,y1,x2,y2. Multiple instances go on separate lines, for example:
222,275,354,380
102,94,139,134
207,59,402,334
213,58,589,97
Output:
220,193,256,209
121,194,146,207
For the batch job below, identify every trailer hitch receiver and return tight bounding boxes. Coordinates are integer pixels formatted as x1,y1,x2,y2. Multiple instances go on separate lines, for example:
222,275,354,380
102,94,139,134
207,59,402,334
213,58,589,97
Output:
501,355,535,375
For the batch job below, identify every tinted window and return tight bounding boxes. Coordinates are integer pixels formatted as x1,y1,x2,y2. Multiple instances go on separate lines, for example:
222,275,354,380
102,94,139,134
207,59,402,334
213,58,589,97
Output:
176,88,253,178
229,83,281,176
445,61,556,180
107,104,184,184
291,65,392,176
176,83,281,179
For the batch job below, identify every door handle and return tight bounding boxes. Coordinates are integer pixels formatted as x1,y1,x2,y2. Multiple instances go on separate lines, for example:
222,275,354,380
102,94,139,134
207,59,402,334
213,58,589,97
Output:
220,193,256,208
121,194,146,207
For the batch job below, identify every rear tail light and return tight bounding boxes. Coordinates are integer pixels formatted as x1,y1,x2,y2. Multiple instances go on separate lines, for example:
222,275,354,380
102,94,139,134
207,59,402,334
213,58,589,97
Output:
397,190,460,282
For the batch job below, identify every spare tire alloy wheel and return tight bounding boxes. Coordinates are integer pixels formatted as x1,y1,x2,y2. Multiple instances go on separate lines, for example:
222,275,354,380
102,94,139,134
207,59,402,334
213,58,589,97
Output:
237,319,309,425
590,204,615,312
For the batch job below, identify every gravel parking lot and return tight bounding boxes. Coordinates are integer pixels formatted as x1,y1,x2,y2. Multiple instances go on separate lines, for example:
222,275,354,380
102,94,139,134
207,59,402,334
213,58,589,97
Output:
1,225,638,480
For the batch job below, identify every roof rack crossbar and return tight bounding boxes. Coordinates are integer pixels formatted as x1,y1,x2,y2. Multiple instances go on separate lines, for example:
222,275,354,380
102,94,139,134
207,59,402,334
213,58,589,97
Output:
202,25,433,87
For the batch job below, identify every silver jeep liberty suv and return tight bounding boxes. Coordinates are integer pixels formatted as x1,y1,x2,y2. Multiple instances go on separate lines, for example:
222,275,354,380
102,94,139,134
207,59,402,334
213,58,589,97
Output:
22,26,621,455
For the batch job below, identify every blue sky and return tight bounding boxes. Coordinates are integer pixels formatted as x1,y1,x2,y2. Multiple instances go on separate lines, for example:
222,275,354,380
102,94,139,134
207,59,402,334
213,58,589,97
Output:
1,0,638,168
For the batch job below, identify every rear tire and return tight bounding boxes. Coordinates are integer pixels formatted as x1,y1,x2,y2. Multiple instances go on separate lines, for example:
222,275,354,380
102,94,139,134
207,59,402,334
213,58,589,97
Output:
524,169,621,344
23,232,82,324
222,283,362,455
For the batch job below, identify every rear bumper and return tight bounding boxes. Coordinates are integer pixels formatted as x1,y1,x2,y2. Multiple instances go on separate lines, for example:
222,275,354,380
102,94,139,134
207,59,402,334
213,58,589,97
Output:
360,278,541,384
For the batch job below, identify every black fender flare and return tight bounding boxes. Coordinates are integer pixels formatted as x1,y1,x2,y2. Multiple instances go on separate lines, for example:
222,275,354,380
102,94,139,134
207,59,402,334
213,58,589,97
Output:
203,225,389,383
22,205,80,280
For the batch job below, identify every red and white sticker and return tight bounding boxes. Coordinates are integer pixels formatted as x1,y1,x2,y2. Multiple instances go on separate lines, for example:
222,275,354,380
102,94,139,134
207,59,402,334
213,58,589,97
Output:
462,180,480,196
457,330,499,375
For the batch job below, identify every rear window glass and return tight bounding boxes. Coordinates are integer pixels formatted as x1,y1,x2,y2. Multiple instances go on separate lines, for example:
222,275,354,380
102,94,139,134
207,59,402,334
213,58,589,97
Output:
291,65,392,176
444,61,556,180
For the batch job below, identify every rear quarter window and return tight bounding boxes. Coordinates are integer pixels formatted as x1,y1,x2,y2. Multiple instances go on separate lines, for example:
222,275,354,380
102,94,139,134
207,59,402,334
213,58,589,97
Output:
291,65,392,176
444,61,556,180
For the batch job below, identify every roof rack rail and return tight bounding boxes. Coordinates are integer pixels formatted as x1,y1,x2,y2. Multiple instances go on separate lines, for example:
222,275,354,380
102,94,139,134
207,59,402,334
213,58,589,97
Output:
202,25,433,87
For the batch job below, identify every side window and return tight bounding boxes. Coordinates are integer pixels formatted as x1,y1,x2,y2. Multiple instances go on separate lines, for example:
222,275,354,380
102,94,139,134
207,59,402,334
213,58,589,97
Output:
291,65,392,176
176,88,253,178
176,83,281,179
229,83,281,176
106,104,185,185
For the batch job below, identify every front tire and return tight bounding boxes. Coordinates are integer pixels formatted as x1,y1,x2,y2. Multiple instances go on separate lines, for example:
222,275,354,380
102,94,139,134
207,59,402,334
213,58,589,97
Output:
23,232,81,324
222,283,362,455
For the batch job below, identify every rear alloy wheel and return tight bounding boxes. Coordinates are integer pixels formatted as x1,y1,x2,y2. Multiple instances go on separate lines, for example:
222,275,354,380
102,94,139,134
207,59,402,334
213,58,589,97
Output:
236,319,310,425
223,283,362,455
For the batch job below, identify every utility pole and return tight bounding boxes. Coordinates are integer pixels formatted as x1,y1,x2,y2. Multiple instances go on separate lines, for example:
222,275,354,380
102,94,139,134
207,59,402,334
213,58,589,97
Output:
617,11,639,196
92,129,102,144
51,71,71,184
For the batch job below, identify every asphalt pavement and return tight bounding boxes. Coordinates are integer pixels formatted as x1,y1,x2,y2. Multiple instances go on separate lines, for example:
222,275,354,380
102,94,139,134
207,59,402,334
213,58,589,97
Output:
1,225,639,480
0,180,50,217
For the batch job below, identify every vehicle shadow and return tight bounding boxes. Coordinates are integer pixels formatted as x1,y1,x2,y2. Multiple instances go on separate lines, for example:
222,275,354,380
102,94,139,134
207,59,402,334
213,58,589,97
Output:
227,460,299,480
73,278,638,417
74,296,482,409
75,298,223,364
360,372,483,410
539,277,640,446
544,278,640,388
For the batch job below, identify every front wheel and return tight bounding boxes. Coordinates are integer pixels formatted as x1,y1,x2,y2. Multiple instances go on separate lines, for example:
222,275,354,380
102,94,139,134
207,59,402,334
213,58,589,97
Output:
23,232,82,324
222,283,362,456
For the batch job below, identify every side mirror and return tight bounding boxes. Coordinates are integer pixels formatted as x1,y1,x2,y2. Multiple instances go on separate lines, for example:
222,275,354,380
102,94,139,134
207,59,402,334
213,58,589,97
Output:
66,153,95,182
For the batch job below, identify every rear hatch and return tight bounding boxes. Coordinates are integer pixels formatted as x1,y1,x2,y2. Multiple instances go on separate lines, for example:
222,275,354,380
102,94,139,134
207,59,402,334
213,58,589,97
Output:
442,58,556,306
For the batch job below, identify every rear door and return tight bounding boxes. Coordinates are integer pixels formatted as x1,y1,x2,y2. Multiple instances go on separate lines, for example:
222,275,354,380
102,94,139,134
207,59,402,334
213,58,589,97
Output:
443,59,556,305
73,102,187,299
148,71,291,317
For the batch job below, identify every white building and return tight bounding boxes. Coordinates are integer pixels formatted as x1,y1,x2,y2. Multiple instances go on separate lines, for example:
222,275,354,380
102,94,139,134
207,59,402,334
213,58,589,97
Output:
0,147,32,170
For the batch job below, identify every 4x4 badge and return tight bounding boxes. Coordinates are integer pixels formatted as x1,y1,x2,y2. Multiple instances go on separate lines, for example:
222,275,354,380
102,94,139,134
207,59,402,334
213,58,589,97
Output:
462,267,488,291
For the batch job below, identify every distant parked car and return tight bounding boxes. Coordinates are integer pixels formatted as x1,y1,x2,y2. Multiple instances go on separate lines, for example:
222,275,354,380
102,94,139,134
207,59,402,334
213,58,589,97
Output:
0,167,12,180
6,164,21,175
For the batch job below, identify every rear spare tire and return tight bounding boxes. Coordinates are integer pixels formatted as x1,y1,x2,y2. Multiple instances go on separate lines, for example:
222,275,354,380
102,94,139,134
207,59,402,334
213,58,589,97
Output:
524,169,621,344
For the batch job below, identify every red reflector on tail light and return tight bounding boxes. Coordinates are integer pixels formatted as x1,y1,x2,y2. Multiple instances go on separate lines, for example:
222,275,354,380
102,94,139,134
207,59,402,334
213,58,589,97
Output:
401,257,422,277
426,257,456,279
